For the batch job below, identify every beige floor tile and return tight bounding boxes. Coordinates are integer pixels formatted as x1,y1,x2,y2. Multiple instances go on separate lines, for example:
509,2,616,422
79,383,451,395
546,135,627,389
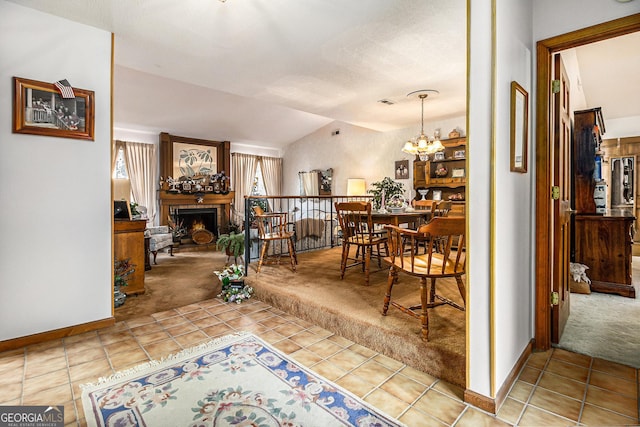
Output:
413,389,467,425
272,322,306,337
64,335,103,353
22,382,72,406
215,310,244,322
591,357,638,381
183,309,211,321
259,316,288,329
25,355,67,378
142,339,182,360
363,388,410,418
172,330,209,348
525,350,552,370
25,345,66,363
399,407,448,426
306,325,333,338
97,330,134,346
380,373,429,404
104,339,143,356
165,322,198,337
528,387,582,422
373,353,405,371
109,348,150,372
551,347,592,368
0,381,22,404
26,339,64,353
399,365,438,387
0,350,25,375
516,405,575,426
496,397,524,425
456,407,512,426
432,380,465,402
288,330,324,347
191,315,223,329
157,315,189,329
589,370,637,397
63,331,99,345
517,366,542,385
335,373,375,398
124,315,156,327
289,348,323,367
68,358,113,384
135,330,171,345
328,349,370,372
271,338,302,355
311,360,347,382
306,339,343,358
255,329,286,344
507,381,534,403
226,316,258,329
580,402,639,426
129,322,164,336
544,359,589,383
537,371,587,401
347,343,377,359
175,303,203,314
585,384,639,418
353,360,396,388
23,368,70,396
326,334,354,348
62,400,77,425
201,323,234,338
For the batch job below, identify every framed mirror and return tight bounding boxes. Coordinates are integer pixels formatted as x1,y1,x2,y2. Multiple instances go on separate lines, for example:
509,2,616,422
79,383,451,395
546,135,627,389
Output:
510,81,528,173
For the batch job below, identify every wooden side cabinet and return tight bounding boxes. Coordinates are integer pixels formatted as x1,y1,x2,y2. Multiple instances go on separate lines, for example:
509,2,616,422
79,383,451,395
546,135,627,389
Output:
114,219,147,296
574,215,635,298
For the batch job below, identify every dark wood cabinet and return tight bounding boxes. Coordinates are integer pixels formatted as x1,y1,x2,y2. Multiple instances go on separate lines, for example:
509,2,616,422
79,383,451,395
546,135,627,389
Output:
572,107,605,214
114,219,147,296
574,215,635,298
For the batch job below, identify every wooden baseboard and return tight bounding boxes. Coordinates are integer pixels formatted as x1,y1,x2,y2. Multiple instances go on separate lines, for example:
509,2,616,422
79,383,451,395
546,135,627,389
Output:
464,339,533,414
0,317,115,353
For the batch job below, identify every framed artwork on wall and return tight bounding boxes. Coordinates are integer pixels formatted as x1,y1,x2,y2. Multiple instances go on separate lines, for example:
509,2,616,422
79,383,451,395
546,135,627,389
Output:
12,76,95,140
510,80,528,173
395,160,409,180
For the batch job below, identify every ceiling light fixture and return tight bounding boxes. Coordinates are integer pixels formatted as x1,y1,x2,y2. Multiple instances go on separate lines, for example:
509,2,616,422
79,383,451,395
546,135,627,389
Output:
402,89,444,161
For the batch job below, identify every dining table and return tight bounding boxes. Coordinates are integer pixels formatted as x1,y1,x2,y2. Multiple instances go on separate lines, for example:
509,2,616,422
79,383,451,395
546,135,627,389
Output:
370,210,430,228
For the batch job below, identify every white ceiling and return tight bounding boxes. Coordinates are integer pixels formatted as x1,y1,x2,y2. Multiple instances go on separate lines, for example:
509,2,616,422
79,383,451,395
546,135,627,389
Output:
7,0,640,148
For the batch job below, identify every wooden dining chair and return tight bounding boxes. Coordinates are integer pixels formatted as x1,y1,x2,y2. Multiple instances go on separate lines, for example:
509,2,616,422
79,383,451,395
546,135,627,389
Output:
434,200,453,217
413,199,437,225
252,205,297,273
382,216,466,340
335,201,388,286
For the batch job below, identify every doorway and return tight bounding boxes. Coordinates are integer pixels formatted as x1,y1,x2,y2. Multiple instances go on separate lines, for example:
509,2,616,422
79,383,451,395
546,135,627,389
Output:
535,14,640,350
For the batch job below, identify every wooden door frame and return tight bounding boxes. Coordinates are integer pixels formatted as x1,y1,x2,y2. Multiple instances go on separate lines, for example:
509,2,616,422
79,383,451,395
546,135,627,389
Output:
535,14,640,350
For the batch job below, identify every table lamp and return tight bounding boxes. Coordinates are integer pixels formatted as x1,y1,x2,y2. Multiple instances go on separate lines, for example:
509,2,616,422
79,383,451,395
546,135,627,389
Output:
346,178,366,196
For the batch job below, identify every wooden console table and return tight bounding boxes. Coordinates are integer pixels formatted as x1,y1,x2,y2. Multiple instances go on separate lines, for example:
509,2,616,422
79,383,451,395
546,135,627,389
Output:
114,219,147,296
574,214,635,298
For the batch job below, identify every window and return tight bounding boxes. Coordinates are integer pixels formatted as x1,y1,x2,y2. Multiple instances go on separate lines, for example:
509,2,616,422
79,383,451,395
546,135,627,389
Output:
113,147,128,179
252,163,266,196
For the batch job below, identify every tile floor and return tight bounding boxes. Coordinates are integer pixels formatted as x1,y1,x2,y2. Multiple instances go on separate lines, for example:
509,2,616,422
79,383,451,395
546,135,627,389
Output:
0,297,638,426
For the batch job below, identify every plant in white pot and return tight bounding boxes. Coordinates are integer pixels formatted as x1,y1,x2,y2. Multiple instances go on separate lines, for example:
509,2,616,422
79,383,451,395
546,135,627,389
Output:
368,177,405,211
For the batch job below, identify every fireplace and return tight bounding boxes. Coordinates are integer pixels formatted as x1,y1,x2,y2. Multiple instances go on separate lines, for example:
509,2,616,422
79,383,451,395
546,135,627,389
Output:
172,207,218,240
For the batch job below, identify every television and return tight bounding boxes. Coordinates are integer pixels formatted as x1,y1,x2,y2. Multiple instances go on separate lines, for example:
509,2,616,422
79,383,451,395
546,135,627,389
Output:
114,200,131,220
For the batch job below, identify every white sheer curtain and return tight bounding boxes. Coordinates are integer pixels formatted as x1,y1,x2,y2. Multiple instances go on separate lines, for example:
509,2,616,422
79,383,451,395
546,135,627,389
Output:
299,172,319,196
260,156,283,211
122,141,158,225
231,153,258,228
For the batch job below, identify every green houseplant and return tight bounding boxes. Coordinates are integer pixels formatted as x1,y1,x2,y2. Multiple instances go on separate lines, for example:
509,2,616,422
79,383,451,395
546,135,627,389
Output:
216,231,245,263
368,177,405,210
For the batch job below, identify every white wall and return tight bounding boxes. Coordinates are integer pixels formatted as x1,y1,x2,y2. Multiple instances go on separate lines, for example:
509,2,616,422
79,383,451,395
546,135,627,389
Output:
0,1,112,340
283,118,465,198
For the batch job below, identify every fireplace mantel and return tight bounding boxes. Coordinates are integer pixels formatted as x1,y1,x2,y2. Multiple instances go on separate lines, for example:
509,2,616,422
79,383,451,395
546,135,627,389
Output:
158,191,234,231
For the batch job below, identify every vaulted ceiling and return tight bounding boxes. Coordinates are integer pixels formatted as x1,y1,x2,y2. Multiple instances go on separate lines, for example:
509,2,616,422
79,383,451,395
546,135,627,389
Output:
7,0,639,148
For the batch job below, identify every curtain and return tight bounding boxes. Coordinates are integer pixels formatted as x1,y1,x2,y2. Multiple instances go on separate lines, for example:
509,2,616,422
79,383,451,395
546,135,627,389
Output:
261,156,283,212
231,153,258,228
123,141,158,225
299,172,319,196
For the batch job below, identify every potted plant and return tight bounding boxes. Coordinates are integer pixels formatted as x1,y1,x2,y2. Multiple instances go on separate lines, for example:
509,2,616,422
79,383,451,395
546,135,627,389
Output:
368,177,405,211
216,230,245,264
114,258,135,308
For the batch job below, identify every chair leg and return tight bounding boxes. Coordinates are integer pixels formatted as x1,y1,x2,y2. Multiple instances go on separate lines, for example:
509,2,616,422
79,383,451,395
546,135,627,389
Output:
456,275,466,305
339,243,349,279
287,238,297,272
420,277,429,340
290,237,298,264
382,266,398,315
257,241,270,273
152,250,158,264
169,245,174,256
364,245,371,286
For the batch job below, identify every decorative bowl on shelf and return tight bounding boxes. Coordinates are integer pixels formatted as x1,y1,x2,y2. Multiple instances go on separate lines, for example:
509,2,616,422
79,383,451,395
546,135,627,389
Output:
434,163,448,177
417,189,429,200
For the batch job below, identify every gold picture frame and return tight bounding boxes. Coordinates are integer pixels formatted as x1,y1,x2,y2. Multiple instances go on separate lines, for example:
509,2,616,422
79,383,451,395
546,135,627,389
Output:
510,81,528,173
13,76,95,140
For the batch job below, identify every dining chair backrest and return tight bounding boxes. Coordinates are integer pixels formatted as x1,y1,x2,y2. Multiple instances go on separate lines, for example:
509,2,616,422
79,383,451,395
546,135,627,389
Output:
334,201,375,244
435,201,453,217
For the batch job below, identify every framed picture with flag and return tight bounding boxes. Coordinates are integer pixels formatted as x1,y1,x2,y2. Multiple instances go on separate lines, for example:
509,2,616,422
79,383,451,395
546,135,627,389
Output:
12,76,94,140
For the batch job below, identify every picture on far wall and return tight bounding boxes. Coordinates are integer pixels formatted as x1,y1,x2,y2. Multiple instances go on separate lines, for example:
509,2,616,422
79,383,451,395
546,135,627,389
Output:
12,76,95,140
395,160,409,180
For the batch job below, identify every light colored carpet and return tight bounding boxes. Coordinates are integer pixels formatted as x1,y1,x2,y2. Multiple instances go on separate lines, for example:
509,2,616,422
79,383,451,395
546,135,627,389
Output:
557,258,640,368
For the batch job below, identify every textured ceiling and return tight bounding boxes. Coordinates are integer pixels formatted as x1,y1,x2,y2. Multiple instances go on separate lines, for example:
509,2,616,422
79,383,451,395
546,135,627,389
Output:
7,0,639,148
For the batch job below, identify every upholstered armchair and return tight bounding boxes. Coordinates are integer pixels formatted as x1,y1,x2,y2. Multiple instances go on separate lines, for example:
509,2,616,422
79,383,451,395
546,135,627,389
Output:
145,226,174,264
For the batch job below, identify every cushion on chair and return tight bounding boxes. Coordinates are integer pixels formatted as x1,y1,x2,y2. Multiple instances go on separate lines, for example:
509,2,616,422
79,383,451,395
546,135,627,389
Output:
146,226,173,252
147,225,170,235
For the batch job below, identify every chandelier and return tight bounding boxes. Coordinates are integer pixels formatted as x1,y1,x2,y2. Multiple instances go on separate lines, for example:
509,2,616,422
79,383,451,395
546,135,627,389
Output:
402,90,444,161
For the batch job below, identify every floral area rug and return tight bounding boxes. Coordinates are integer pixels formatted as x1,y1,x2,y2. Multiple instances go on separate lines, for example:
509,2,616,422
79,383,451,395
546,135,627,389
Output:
81,332,405,427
